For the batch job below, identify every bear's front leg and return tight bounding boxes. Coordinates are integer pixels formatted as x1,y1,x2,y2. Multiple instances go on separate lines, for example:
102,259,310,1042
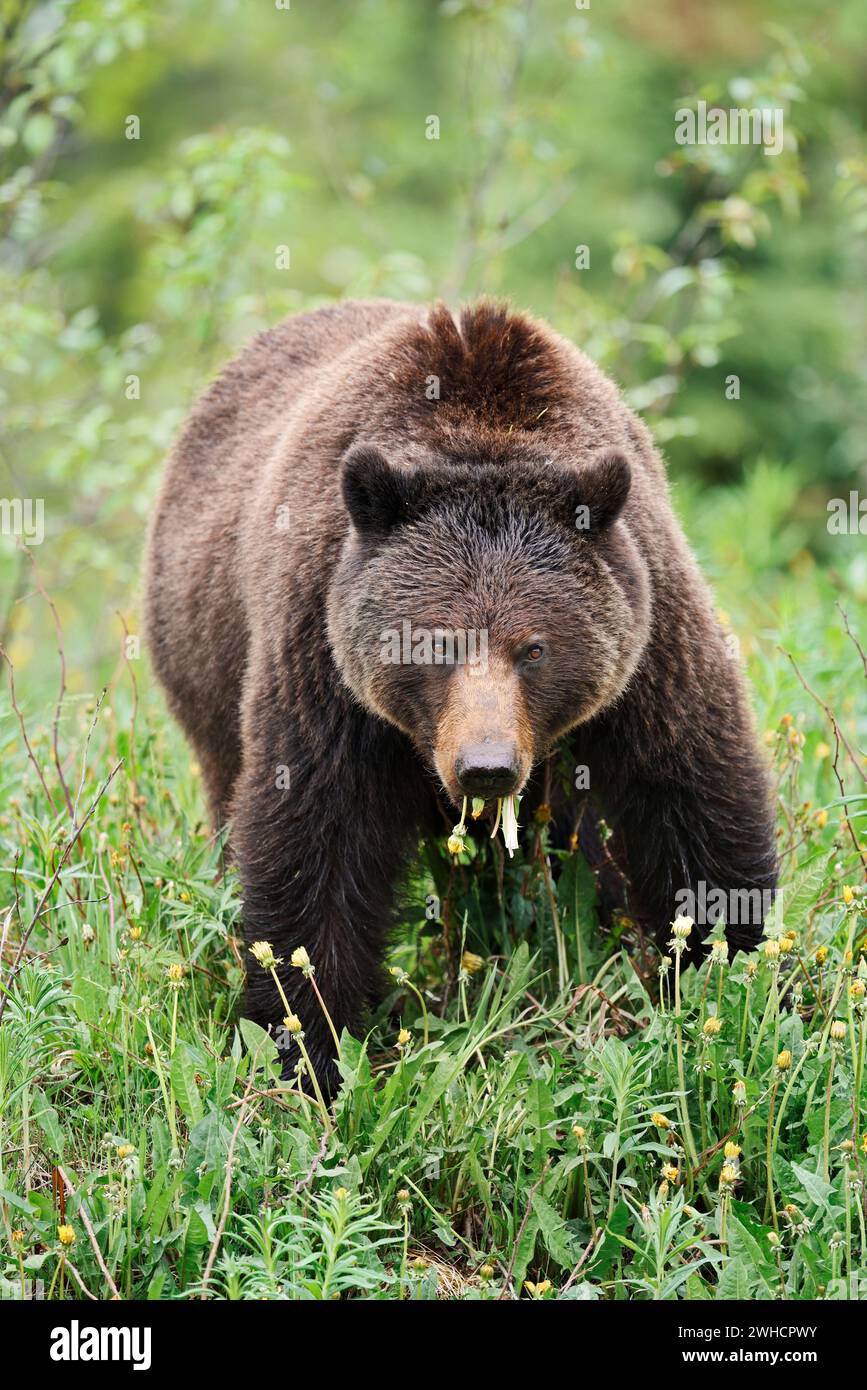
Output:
231,679,431,1098
576,650,777,962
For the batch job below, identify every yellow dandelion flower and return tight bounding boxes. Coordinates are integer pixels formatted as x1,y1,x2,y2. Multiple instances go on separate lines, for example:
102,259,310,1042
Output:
290,946,312,973
250,941,280,970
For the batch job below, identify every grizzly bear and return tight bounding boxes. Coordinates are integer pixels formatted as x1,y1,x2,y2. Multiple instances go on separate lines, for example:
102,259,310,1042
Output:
144,299,777,1094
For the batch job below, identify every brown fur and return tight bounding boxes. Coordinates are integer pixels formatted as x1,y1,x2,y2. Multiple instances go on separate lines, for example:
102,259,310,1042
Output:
145,299,777,1093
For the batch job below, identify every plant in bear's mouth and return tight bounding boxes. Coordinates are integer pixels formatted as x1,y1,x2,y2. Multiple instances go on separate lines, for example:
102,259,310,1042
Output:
449,795,521,859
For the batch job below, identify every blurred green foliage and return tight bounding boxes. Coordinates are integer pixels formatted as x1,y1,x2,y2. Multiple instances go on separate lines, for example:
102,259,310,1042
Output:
1,0,866,691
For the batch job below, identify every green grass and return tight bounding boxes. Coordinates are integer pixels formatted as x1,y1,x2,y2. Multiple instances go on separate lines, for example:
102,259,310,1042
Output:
1,523,865,1301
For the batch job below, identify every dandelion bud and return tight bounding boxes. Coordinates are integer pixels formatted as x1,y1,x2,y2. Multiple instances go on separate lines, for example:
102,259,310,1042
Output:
479,1264,494,1281
397,1189,411,1206
290,946,312,974
447,833,465,856
662,1163,680,1184
764,939,780,961
470,798,485,819
81,923,95,945
57,1225,76,1247
814,809,828,829
815,945,828,965
849,979,865,1000
724,1141,741,1160
250,941,280,970
710,938,729,964
830,1020,846,1042
733,1079,746,1106
719,1164,738,1187
460,950,484,975
128,925,142,941
767,1231,780,1247
703,1017,722,1036
166,962,187,985
397,1028,412,1048
282,1012,303,1034
843,885,855,906
651,1113,670,1129
671,916,693,940
776,1049,792,1071
778,937,794,955
116,1143,135,1160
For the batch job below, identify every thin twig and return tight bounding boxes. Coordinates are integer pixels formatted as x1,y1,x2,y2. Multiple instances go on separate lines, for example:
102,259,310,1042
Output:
200,1075,258,1298
22,542,74,816
561,1228,605,1295
56,1165,120,1300
0,759,123,1021
497,1158,550,1299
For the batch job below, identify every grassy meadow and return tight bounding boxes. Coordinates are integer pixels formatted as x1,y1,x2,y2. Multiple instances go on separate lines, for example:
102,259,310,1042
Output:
1,0,866,1301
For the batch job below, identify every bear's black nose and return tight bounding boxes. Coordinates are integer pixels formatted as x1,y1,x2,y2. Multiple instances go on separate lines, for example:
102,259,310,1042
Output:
455,743,520,798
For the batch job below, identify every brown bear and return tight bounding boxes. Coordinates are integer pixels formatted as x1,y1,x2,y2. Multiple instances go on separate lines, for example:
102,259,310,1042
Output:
144,299,777,1093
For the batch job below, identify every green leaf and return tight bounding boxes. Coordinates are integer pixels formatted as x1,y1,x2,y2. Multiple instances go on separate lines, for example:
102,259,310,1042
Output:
791,1161,836,1216
170,1042,204,1125
238,1016,278,1072
175,1207,208,1290
532,1191,577,1269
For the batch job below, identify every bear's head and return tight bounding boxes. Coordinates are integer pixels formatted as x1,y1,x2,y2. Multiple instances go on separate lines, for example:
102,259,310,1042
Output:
327,445,651,809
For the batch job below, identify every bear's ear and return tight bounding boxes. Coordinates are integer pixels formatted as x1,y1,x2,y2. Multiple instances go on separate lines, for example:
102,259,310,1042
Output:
568,449,631,533
341,445,415,534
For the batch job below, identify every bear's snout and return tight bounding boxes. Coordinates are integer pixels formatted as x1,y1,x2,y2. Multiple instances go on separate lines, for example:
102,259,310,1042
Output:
455,741,520,798
432,658,533,805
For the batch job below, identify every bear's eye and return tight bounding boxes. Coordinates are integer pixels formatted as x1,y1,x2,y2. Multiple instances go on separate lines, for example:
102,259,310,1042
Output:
525,641,545,662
